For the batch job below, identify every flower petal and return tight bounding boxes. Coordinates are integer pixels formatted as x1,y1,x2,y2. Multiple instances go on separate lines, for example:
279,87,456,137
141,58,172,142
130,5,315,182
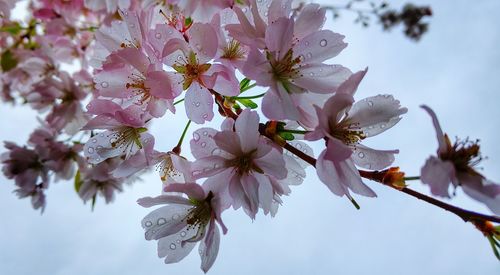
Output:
235,109,260,153
200,224,220,273
352,144,397,170
294,30,347,64
420,157,455,198
420,105,447,154
185,83,214,124
294,64,351,94
142,204,192,240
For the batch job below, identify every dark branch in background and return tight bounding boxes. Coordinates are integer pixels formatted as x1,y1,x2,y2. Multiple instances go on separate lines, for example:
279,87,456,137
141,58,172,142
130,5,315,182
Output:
322,0,432,41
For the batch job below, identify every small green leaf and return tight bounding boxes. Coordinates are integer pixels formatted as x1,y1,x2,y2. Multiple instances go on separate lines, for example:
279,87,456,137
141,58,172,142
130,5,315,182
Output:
0,22,23,35
278,132,295,141
236,98,258,109
74,170,82,193
239,78,250,91
184,17,193,27
1,50,18,72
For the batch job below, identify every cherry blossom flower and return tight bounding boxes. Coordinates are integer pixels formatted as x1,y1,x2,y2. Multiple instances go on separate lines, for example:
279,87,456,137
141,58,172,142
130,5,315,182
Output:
161,22,239,123
190,109,288,218
306,72,407,199
138,183,227,273
93,47,177,118
420,105,500,214
83,99,153,164
76,160,125,205
84,0,131,14
240,3,351,121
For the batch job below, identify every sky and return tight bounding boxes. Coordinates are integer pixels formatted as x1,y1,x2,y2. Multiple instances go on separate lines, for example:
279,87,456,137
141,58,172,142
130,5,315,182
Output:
1,0,500,274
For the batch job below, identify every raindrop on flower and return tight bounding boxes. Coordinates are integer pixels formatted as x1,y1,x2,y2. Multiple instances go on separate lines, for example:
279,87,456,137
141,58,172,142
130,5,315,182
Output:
100,82,109,88
170,243,176,250
155,32,161,39
157,218,166,225
145,221,153,227
319,39,327,47
87,147,95,154
358,152,365,158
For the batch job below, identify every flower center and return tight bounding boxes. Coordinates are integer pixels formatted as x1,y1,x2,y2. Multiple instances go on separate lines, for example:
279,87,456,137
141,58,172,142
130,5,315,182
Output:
172,51,211,90
126,74,152,105
440,135,483,174
329,120,366,145
156,153,179,181
109,126,147,158
222,39,245,60
184,192,214,230
227,150,263,175
267,49,302,83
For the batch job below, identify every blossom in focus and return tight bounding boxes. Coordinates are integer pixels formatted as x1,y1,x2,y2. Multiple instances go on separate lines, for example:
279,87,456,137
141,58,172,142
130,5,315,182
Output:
240,2,351,121
190,109,288,218
138,183,227,273
83,99,153,164
306,71,407,199
420,105,500,214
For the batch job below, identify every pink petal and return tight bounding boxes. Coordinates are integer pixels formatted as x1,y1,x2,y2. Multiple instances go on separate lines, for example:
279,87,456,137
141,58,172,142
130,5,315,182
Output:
351,144,397,170
200,224,220,273
185,83,214,124
294,30,347,64
261,85,300,120
188,23,218,63
265,17,294,60
294,64,352,94
420,105,447,154
294,4,326,40
164,183,206,201
420,157,456,198
235,109,260,153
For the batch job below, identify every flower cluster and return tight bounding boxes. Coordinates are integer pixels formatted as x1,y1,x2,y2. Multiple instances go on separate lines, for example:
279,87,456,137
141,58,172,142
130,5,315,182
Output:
1,0,499,271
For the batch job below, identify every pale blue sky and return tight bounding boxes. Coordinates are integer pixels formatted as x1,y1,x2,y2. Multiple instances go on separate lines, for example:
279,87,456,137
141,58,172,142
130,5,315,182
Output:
1,1,499,274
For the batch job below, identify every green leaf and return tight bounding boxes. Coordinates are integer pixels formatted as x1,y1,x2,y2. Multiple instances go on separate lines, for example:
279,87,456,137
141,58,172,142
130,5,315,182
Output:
0,22,23,35
239,78,250,91
184,17,193,27
74,170,82,193
236,98,258,109
278,132,295,141
488,236,500,261
1,50,18,72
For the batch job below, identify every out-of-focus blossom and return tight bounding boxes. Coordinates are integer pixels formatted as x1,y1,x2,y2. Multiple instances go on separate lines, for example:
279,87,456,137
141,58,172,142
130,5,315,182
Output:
420,106,500,214
76,160,125,204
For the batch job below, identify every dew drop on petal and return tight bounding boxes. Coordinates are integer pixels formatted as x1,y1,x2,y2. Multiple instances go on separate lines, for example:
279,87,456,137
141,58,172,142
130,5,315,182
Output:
368,101,374,107
195,102,200,107
380,124,387,129
155,32,162,39
202,131,208,136
145,221,153,227
305,41,310,46
157,218,167,225
172,214,180,220
100,82,109,88
180,231,186,237
201,142,206,148
170,243,176,250
193,132,200,141
319,39,327,47
92,138,97,143
202,114,209,119
358,152,365,158
87,147,95,154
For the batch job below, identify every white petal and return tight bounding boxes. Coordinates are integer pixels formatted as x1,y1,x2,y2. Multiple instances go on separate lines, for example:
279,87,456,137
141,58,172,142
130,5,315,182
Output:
352,144,397,170
157,224,198,263
420,157,455,198
142,204,192,240
200,225,220,273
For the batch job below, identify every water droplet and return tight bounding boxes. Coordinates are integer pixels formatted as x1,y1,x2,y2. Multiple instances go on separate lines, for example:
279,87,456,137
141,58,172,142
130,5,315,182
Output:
92,138,97,143
155,32,162,39
264,11,269,16
380,124,387,129
305,41,310,46
87,147,95,154
368,101,374,106
100,82,109,88
358,152,365,158
309,72,314,77
242,7,248,13
180,231,187,237
201,142,206,148
172,214,180,220
145,221,153,227
193,132,200,141
203,131,208,136
202,114,209,119
170,243,176,250
195,102,200,107
319,39,327,47
157,218,167,225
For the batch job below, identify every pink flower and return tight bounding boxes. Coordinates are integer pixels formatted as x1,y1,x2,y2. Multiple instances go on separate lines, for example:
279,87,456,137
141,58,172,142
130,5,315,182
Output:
93,47,178,118
83,99,153,164
161,22,239,123
420,105,500,214
138,183,227,273
76,159,125,205
240,3,351,121
84,0,131,13
190,109,288,218
179,0,234,23
306,72,407,199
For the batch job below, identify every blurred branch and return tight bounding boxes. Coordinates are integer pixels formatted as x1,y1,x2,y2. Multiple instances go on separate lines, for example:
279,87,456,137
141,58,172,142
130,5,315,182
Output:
321,0,432,41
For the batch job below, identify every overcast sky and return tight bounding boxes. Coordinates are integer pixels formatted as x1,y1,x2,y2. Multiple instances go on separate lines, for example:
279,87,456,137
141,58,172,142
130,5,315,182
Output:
1,0,499,274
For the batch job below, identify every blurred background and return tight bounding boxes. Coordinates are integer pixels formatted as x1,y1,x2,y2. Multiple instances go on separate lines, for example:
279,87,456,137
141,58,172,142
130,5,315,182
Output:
1,0,499,274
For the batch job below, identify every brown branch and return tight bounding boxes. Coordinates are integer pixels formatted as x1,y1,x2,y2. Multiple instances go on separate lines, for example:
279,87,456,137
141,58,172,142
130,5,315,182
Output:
210,91,500,224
